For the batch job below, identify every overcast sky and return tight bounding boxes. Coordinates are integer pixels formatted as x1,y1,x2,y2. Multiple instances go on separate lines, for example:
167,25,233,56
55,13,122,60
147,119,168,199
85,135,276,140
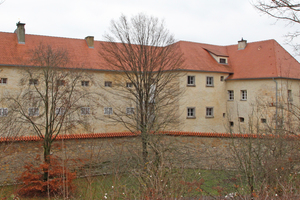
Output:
1,0,299,59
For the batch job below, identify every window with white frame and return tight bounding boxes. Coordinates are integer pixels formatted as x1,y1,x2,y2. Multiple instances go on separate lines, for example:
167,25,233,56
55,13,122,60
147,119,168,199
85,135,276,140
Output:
104,107,113,115
0,108,8,117
206,76,214,87
126,107,134,115
55,107,65,116
0,78,7,84
219,58,227,64
187,107,195,118
206,107,214,117
126,82,133,88
241,90,247,100
105,81,112,87
220,76,224,81
29,79,38,85
187,76,195,86
228,90,234,100
28,107,39,116
81,81,89,87
81,107,90,115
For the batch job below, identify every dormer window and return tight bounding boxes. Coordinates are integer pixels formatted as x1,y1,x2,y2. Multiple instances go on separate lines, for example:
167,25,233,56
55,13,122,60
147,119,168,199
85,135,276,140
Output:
219,58,227,64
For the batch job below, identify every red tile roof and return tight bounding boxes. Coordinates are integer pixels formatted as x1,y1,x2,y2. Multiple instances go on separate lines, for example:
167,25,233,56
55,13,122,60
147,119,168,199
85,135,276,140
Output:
1,31,300,79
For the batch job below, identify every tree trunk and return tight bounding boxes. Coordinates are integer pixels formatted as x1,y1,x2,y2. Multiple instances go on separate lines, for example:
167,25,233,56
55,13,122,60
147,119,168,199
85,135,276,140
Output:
43,141,51,181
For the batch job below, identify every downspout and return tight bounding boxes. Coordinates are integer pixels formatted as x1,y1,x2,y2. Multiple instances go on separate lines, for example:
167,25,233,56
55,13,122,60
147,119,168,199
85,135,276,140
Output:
273,78,278,131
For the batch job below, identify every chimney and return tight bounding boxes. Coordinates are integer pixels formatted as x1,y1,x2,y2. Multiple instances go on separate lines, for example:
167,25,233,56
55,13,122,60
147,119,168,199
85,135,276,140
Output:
85,36,94,48
238,38,247,50
15,22,26,44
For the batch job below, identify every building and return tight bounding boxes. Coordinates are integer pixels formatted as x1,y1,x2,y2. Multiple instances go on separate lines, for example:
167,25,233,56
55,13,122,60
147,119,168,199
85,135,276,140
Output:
1,22,300,135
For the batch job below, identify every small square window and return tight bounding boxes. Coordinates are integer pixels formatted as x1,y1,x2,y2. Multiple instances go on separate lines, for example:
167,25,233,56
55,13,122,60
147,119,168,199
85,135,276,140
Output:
57,80,65,86
220,76,224,81
187,107,195,118
228,90,234,100
261,118,267,123
81,107,90,115
104,107,113,115
126,107,134,114
29,79,38,85
241,90,247,100
105,81,112,87
0,78,7,84
187,76,195,86
229,121,234,127
126,82,133,88
206,107,214,118
206,76,214,87
239,117,244,122
55,107,65,116
219,58,227,64
0,108,8,117
28,107,39,116
81,81,89,87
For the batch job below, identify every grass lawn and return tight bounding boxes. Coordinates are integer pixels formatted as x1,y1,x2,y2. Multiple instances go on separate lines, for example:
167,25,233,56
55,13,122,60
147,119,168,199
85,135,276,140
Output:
0,169,239,199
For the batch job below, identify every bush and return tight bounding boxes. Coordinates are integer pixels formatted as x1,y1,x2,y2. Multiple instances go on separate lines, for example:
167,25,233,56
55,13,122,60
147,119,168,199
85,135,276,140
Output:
17,155,76,198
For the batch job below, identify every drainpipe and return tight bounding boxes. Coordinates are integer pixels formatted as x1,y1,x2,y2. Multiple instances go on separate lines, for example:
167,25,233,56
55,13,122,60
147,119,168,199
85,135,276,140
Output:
273,78,278,131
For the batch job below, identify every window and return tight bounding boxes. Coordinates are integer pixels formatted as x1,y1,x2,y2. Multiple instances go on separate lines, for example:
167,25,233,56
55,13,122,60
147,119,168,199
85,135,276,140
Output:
126,82,133,88
241,90,247,100
223,113,226,118
0,108,8,117
187,107,195,118
55,107,65,115
206,107,214,118
206,76,214,87
228,90,234,100
220,76,224,81
239,117,244,122
28,108,39,116
219,58,227,64
105,81,112,87
288,90,293,102
81,81,89,87
104,107,113,115
126,107,134,115
229,121,234,127
29,79,38,85
0,78,7,84
81,107,90,115
187,76,195,86
57,80,65,86
261,118,267,123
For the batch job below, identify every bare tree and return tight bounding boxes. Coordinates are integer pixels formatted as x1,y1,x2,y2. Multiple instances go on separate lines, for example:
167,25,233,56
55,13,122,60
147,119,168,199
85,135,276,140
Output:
2,44,98,181
101,14,185,166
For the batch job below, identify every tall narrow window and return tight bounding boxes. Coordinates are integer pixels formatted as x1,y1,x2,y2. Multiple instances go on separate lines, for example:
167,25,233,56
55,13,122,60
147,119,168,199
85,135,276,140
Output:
288,90,293,102
206,76,214,87
220,76,224,81
0,78,7,84
187,76,195,86
241,90,247,100
206,107,214,118
228,90,234,100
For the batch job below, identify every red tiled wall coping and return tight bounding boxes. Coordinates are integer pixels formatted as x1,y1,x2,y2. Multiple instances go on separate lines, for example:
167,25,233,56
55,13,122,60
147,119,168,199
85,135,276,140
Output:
0,131,299,142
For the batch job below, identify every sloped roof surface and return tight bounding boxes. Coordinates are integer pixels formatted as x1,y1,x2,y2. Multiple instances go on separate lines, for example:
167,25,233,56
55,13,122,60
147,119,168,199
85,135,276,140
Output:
1,31,300,79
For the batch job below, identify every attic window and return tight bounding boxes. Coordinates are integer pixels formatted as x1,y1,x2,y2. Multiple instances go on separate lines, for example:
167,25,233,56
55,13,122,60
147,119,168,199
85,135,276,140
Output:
219,58,227,64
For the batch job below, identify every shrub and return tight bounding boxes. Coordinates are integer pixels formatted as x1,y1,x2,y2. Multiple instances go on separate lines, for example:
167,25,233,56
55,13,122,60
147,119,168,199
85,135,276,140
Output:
17,155,76,198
